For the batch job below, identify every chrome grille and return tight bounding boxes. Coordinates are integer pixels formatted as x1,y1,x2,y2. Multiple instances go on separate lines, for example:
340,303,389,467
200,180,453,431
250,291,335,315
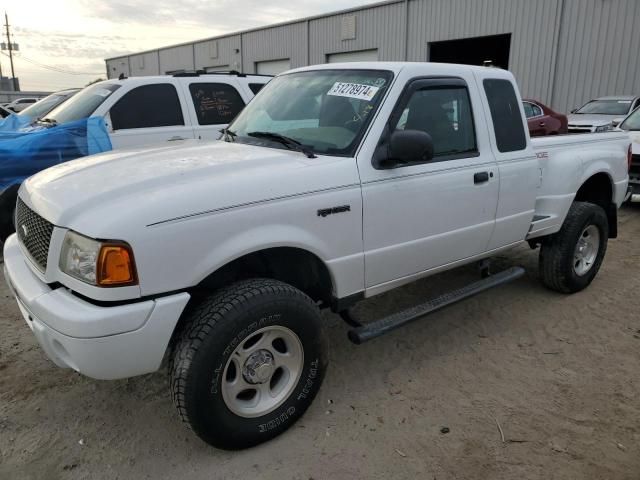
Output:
15,197,54,271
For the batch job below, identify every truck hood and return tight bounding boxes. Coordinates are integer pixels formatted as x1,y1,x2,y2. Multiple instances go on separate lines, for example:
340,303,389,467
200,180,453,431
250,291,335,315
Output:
567,114,621,127
21,139,359,236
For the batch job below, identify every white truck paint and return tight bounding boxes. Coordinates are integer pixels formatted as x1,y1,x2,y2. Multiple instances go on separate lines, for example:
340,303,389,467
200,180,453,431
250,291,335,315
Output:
2,62,631,448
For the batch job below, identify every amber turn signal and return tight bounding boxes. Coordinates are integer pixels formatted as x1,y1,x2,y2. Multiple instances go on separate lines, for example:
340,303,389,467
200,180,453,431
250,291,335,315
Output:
96,244,137,287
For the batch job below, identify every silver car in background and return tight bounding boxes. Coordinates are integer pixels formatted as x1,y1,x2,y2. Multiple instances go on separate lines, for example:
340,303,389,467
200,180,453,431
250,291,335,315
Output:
619,107,640,202
568,95,640,133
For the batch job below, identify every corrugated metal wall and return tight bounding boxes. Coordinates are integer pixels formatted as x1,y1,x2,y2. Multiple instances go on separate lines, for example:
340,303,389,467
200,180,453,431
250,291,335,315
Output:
159,44,195,73
308,2,405,65
407,0,562,104
129,51,160,77
105,0,640,112
194,35,243,71
551,0,640,112
241,21,308,72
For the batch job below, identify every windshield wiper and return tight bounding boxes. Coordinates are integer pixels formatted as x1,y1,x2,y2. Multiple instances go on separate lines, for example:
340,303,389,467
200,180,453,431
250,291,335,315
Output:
219,127,236,142
247,131,316,158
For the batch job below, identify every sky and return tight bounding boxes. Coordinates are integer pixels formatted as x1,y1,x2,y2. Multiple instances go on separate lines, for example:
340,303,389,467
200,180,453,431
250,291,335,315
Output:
0,0,380,91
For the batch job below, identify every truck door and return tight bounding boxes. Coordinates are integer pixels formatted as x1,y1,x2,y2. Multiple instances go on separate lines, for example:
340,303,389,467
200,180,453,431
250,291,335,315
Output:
106,82,195,149
477,76,539,250
358,76,499,290
180,79,250,142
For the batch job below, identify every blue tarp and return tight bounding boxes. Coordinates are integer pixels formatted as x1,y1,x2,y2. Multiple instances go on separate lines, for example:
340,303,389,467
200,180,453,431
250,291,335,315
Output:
0,114,33,134
0,117,112,191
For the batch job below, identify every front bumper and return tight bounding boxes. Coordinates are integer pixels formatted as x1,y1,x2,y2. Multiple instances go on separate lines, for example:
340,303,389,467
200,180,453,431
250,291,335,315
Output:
3,234,190,380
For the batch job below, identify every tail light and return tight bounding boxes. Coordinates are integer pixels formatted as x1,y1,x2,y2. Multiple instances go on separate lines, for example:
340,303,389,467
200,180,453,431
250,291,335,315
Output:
628,144,633,172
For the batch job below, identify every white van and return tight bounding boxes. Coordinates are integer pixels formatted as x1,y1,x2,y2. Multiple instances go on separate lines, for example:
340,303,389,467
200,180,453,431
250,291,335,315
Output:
39,72,271,149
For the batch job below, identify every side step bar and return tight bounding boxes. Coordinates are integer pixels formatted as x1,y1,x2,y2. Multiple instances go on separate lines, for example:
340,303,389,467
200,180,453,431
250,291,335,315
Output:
348,266,525,345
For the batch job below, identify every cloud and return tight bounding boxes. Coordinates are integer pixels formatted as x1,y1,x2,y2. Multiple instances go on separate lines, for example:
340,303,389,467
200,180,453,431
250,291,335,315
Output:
78,0,378,33
7,0,380,90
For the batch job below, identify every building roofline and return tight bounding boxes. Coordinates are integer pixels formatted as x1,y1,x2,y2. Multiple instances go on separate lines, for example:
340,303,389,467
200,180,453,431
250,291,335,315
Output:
105,0,403,61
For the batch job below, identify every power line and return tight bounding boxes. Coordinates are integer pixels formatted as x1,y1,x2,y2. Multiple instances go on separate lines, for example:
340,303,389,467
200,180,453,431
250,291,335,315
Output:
0,51,103,76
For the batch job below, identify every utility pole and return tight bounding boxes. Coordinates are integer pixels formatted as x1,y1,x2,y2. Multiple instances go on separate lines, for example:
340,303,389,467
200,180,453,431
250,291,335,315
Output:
3,12,17,91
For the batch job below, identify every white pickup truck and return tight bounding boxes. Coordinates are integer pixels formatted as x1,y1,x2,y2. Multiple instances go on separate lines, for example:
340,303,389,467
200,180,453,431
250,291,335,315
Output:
3,62,630,450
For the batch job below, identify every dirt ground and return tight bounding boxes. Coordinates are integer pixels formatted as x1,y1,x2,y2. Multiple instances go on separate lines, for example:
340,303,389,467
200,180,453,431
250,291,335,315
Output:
1,206,639,480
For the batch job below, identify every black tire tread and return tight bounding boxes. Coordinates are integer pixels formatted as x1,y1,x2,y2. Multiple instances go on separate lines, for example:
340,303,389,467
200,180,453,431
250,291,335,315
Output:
169,278,318,432
539,201,608,293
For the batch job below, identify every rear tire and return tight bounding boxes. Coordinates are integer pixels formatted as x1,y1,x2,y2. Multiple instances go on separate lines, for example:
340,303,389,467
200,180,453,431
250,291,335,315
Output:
539,201,608,293
170,278,328,450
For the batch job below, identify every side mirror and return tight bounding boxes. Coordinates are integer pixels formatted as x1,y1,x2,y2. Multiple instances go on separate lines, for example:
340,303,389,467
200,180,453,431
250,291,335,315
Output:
375,130,433,168
570,109,577,114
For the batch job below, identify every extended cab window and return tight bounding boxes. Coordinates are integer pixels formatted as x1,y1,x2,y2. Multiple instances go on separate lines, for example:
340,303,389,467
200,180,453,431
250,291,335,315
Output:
110,84,184,130
394,85,477,158
483,79,527,152
189,83,245,125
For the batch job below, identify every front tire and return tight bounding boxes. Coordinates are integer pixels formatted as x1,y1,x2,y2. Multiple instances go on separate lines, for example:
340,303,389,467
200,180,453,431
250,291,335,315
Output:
170,279,328,449
539,201,608,293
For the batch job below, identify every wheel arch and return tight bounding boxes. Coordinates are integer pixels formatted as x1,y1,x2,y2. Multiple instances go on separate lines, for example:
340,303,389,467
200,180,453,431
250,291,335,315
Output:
193,246,335,306
574,171,617,238
166,246,336,358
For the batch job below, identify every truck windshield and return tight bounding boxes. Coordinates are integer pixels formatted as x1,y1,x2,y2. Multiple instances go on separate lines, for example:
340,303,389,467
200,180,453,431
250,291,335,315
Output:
619,107,640,131
43,83,120,125
18,90,78,120
575,100,632,116
226,69,393,156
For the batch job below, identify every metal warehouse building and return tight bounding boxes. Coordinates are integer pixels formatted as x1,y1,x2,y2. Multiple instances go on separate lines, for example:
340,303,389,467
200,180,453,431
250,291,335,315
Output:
105,0,640,112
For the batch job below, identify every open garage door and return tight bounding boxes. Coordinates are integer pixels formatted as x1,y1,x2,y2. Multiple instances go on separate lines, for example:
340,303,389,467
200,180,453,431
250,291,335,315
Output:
327,49,378,63
429,34,511,69
256,59,291,76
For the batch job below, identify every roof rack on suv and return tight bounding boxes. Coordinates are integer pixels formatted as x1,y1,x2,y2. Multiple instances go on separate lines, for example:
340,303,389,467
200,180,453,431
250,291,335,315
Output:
171,70,274,78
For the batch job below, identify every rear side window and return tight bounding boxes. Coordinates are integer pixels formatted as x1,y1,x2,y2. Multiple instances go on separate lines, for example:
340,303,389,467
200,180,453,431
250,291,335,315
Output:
189,83,245,125
111,84,184,130
483,79,527,152
249,83,266,95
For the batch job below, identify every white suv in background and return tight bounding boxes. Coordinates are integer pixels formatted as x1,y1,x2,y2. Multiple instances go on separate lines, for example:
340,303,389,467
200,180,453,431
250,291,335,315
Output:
38,72,271,149
6,97,40,112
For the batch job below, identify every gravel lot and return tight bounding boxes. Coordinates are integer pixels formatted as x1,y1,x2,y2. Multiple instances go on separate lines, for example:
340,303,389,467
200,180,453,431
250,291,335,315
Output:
1,206,639,480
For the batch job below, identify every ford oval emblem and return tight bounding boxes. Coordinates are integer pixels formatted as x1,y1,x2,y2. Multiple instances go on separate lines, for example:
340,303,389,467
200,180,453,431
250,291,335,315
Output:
21,224,28,237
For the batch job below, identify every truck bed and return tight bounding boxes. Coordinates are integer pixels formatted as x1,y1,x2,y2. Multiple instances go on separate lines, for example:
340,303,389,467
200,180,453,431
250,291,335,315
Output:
527,131,630,239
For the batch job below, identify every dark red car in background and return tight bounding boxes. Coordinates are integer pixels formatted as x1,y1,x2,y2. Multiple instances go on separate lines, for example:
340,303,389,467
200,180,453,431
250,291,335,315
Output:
523,99,568,136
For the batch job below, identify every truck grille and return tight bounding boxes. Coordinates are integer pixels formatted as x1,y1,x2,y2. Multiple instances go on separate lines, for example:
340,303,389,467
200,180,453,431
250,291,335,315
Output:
15,197,54,271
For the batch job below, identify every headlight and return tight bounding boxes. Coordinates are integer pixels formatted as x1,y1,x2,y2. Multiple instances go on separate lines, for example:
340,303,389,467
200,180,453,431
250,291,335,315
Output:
59,231,137,287
595,124,613,132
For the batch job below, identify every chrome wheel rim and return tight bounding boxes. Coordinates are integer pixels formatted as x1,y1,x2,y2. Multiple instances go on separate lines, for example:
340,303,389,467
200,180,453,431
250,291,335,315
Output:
573,225,600,276
221,326,304,418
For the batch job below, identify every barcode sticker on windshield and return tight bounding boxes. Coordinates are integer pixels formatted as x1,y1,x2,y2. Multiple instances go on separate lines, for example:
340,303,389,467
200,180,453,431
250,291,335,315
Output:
327,82,380,101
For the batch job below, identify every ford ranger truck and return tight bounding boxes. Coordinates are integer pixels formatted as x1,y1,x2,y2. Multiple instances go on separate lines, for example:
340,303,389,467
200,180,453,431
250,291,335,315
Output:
3,63,630,450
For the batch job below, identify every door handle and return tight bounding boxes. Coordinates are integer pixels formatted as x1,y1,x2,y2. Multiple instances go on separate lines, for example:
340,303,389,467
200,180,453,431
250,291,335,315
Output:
168,136,186,141
539,122,546,127
474,171,490,184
